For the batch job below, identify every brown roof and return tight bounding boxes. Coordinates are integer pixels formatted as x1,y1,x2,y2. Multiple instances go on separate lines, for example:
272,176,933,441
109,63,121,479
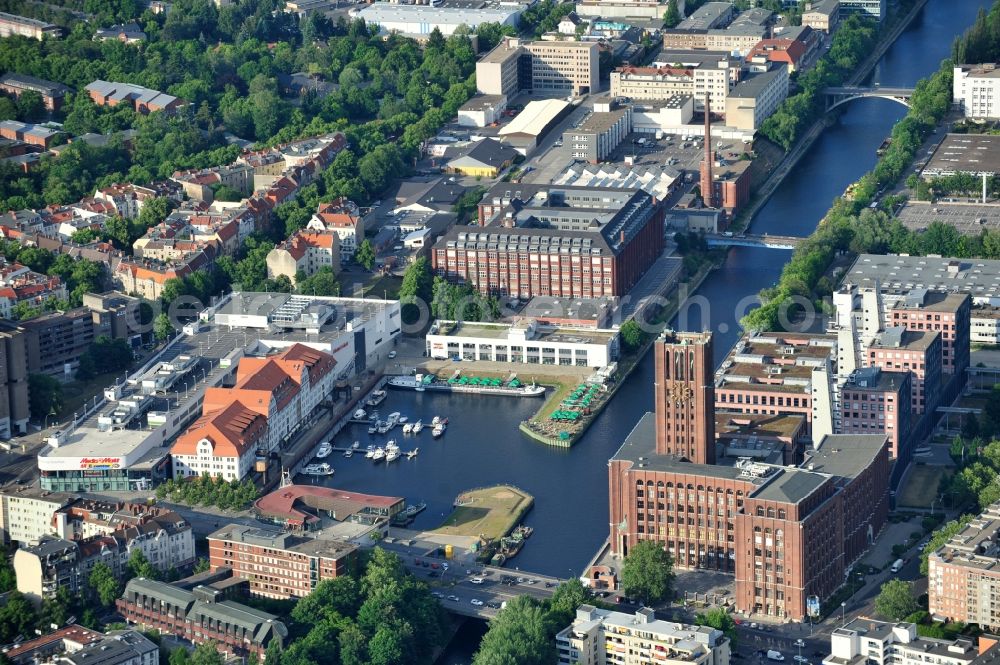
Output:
171,400,267,458
254,485,403,526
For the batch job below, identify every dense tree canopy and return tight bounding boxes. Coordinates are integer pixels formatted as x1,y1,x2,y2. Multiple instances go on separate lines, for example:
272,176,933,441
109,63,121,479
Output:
621,541,675,605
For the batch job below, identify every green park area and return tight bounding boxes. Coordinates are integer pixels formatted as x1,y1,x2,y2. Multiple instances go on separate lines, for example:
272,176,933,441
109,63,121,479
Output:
434,485,534,541
897,465,951,509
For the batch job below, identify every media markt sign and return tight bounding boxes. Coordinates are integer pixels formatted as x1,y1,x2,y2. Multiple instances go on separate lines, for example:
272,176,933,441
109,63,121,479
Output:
79,457,122,470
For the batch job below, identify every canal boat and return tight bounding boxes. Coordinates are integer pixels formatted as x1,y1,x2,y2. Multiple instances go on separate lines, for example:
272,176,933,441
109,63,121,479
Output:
376,420,390,434
366,390,387,407
385,446,400,463
372,447,386,463
367,423,377,434
388,374,544,397
412,420,423,433
432,422,446,438
353,408,367,420
315,442,332,458
402,423,414,434
431,416,442,425
387,412,401,428
303,463,334,476
352,441,360,449
399,415,409,424
365,445,375,459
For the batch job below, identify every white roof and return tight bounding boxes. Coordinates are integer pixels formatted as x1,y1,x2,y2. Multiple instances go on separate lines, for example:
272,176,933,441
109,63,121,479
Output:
499,99,571,137
357,3,518,27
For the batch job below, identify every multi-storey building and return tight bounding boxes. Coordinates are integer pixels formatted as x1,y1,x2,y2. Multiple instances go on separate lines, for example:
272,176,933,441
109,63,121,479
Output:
207,524,357,599
0,11,61,39
556,605,731,665
0,488,72,544
607,330,890,621
723,64,789,132
0,319,29,438
172,344,336,480
867,327,942,416
612,51,739,114
434,184,664,300
0,260,68,319
0,73,71,112
563,100,632,164
4,625,105,665
81,291,142,341
954,64,1000,120
306,198,364,262
476,38,599,97
0,120,61,148
20,307,96,377
825,619,994,665
266,230,340,285
839,367,911,460
118,578,287,660
802,0,839,32
888,290,970,377
85,81,183,114
14,537,81,605
840,0,884,19
714,333,838,441
929,501,1000,628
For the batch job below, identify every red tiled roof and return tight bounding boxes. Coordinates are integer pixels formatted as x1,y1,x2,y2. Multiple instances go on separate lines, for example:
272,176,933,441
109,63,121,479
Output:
172,399,267,458
254,485,402,525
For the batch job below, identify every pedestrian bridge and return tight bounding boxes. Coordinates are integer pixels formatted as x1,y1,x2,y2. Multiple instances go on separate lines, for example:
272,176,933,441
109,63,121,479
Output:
822,86,915,112
704,233,804,250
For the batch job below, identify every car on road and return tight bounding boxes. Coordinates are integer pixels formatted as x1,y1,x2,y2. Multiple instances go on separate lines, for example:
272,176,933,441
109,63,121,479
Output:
516,577,525,583
447,595,460,602
794,640,806,648
471,577,484,584
793,657,809,664
431,592,444,598
388,350,397,359
525,579,537,585
486,602,501,609
470,599,484,606
750,623,758,629
544,582,554,588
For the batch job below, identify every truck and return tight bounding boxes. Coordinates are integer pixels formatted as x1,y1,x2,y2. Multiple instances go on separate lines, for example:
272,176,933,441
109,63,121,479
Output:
655,130,664,140
767,651,785,661
891,559,904,573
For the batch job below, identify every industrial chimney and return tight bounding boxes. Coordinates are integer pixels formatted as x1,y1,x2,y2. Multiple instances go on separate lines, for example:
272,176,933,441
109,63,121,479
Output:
700,92,714,209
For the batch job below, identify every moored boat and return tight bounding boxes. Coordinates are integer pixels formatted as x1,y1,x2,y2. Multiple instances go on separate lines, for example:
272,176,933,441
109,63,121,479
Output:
366,390,387,407
412,420,423,433
316,442,332,458
372,447,385,463
353,408,367,420
365,445,375,459
303,463,334,476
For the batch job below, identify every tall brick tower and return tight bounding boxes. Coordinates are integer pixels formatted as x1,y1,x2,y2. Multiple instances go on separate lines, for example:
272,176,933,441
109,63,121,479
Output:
653,330,715,464
700,92,715,209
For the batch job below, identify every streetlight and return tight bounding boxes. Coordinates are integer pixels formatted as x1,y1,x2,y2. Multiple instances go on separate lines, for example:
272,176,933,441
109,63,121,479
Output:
841,601,846,627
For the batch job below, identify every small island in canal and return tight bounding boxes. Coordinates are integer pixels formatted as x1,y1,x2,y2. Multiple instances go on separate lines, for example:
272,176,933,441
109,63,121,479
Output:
435,484,534,541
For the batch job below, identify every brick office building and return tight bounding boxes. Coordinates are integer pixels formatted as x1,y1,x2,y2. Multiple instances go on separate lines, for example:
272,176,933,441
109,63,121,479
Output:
839,367,912,459
433,185,664,300
887,290,970,377
607,331,890,621
207,524,357,599
867,327,942,416
929,501,1000,628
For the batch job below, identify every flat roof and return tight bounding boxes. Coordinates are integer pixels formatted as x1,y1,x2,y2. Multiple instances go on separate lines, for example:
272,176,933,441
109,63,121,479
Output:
357,2,519,25
924,134,1000,176
846,254,1000,300
803,434,886,480
751,468,828,503
575,107,630,134
895,202,1000,235
208,523,357,558
930,500,1000,572
715,412,805,440
460,94,506,112
716,333,836,393
870,326,938,351
729,65,787,99
499,99,571,137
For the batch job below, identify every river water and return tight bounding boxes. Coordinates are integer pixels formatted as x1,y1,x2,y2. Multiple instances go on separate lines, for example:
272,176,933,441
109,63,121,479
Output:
321,1,992,659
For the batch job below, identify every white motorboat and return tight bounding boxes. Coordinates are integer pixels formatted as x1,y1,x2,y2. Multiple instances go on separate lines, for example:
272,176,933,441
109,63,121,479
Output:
366,390,387,407
376,421,390,434
385,440,400,462
303,463,334,476
372,447,386,463
367,424,377,434
352,441,360,449
406,448,419,459
387,412,401,428
399,415,409,424
343,449,353,458
365,445,375,459
412,420,423,434
431,416,441,425
402,423,414,434
432,422,446,438
316,442,332,458
353,408,367,420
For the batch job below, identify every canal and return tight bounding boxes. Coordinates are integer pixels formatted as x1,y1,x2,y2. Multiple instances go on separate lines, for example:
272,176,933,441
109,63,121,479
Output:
327,1,992,659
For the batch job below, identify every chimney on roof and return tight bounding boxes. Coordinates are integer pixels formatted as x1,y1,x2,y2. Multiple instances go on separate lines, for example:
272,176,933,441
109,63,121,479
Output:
700,92,714,209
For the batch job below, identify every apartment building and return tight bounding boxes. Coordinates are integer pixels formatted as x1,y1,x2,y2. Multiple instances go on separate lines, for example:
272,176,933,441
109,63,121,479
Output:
556,605,731,665
94,182,183,220
840,0,885,20
306,198,364,262
0,120,62,148
713,333,838,440
4,625,105,665
928,501,1000,628
59,631,160,665
0,319,29,438
207,524,356,599
434,185,665,300
476,38,599,97
724,64,789,132
0,261,68,319
612,51,738,114
608,331,890,621
0,488,72,545
825,620,994,665
839,367,911,460
118,578,287,660
14,537,81,605
888,290,970,376
265,230,340,285
747,27,822,73
563,100,632,163
802,0,839,32
172,344,336,480
954,64,1000,120
0,12,61,39
0,73,71,112
170,164,254,202
867,327,942,416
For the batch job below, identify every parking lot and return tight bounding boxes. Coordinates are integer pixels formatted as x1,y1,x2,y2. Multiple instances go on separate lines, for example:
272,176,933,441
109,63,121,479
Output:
895,201,1000,234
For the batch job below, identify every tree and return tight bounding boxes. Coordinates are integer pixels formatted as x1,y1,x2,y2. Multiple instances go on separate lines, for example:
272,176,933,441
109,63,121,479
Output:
297,267,340,296
875,579,919,620
190,642,224,665
28,373,62,422
472,596,555,665
354,239,375,270
88,561,122,607
663,0,681,27
16,91,45,123
194,558,211,573
547,579,594,629
126,549,159,581
168,647,191,665
0,555,16,593
620,541,675,605
154,313,174,342
620,320,644,351
695,608,737,646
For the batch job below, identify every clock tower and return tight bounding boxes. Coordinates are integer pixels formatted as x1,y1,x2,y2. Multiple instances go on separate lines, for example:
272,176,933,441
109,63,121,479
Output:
653,330,715,463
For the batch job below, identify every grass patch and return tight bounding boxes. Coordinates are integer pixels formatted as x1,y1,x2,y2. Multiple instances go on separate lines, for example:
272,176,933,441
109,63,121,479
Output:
898,466,951,508
434,485,534,540
362,274,402,300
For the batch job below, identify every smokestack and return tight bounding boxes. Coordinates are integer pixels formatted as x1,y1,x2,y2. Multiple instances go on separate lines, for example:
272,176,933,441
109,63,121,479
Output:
700,92,714,209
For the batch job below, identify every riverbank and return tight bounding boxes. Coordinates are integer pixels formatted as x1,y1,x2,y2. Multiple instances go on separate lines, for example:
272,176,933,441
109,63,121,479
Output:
731,0,931,232
435,485,534,541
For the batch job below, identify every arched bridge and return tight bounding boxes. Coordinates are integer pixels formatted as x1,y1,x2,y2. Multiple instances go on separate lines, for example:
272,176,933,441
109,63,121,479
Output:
704,233,803,250
822,86,915,112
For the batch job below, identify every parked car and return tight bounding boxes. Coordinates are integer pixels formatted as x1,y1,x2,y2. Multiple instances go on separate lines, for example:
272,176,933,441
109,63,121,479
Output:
388,350,397,359
470,599,484,606
794,640,806,648
793,657,809,664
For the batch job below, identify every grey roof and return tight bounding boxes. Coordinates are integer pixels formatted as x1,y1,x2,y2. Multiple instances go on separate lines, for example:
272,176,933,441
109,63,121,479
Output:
729,64,787,99
65,635,155,665
448,138,517,169
802,434,887,480
124,577,194,608
25,537,78,557
0,11,58,29
842,367,909,393
923,134,1000,176
846,254,1000,300
751,468,828,503
611,412,746,479
84,80,177,109
0,73,71,97
676,2,733,29
804,0,839,15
